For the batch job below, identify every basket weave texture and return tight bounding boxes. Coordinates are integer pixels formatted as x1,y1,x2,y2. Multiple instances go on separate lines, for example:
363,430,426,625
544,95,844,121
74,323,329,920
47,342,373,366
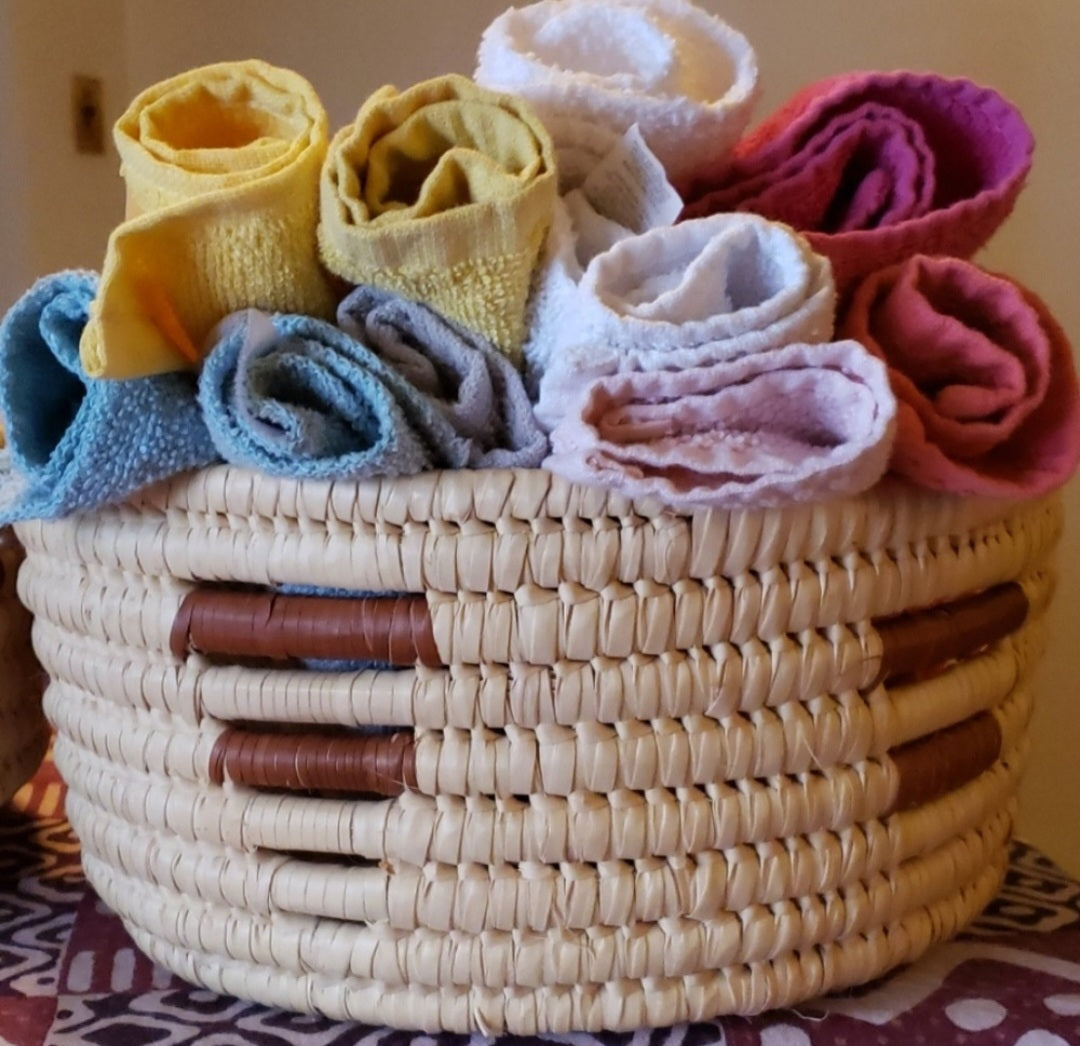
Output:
14,465,1062,1034
0,527,47,805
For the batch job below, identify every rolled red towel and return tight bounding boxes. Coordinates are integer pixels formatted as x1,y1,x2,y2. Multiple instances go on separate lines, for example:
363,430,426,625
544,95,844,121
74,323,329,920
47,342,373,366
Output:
840,254,1080,498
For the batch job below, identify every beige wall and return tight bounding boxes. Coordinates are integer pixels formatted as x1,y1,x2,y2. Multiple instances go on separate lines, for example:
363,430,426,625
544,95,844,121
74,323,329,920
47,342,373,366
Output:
3,0,1079,869
0,12,29,312
0,0,127,312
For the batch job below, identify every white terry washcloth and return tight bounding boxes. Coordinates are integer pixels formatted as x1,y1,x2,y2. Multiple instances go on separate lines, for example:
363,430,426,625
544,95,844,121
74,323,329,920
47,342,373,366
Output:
522,120,683,389
475,0,758,190
534,213,836,428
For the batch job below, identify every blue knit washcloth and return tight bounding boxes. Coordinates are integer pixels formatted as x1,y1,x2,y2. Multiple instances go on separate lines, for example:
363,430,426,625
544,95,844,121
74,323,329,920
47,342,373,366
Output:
338,285,549,469
198,309,462,479
0,270,219,523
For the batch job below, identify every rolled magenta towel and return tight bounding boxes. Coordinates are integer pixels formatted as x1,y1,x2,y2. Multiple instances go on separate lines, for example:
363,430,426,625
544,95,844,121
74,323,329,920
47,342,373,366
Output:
475,0,758,190
337,285,548,469
80,60,337,379
534,213,835,428
544,339,897,509
840,255,1080,498
682,71,1034,294
0,271,218,522
318,74,556,362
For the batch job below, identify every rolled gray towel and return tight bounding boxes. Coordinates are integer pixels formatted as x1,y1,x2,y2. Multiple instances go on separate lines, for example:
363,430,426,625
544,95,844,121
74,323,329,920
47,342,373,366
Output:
338,285,549,470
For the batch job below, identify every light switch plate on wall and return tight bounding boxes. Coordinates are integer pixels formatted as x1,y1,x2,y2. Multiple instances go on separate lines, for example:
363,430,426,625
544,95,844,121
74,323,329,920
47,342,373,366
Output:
71,74,104,155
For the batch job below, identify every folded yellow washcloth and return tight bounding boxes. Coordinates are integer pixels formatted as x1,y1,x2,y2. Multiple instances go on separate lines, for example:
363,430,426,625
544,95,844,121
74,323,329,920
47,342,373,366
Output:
80,59,337,379
319,74,556,362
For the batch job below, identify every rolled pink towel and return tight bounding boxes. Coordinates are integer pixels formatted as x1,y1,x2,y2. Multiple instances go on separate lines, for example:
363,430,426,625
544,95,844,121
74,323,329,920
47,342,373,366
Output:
682,71,1034,294
533,213,835,429
840,255,1080,498
544,340,896,508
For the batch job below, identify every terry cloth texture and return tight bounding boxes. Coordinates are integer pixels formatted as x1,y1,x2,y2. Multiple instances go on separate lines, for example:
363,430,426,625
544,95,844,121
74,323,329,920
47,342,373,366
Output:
198,308,544,481
337,285,548,469
79,59,337,380
534,213,835,428
474,0,758,190
681,71,1034,295
318,74,556,362
544,339,896,509
0,271,218,522
522,121,683,390
198,310,441,480
840,255,1080,498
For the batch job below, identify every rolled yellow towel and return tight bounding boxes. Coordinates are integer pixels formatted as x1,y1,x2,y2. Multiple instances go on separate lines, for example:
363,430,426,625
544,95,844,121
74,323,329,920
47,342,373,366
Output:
80,59,337,379
319,74,557,362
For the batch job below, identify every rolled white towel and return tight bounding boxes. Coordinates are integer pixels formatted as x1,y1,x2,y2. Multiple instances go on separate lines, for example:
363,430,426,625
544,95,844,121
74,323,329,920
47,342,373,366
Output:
522,121,682,389
475,0,758,190
534,213,836,428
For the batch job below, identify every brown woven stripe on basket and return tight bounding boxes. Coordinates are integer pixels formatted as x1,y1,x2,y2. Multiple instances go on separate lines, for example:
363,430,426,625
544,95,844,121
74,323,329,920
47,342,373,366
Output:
874,583,1028,684
171,590,440,667
173,580,1028,674
209,729,417,794
888,712,1003,813
207,708,1007,811
201,582,1027,801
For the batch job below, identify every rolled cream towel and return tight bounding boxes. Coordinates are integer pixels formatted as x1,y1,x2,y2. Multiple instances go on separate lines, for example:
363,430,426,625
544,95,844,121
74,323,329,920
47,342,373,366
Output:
682,71,1034,294
840,255,1080,498
319,74,556,363
523,120,683,387
544,340,897,509
475,0,758,189
80,60,337,379
0,272,218,522
534,213,835,427
337,285,548,470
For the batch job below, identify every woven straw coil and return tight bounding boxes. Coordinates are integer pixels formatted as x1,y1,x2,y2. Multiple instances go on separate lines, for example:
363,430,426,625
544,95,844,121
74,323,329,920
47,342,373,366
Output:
14,465,1062,1034
0,527,47,805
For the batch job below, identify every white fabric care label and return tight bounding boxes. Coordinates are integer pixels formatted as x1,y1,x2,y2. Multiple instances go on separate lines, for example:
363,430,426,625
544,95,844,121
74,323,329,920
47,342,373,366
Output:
581,124,684,234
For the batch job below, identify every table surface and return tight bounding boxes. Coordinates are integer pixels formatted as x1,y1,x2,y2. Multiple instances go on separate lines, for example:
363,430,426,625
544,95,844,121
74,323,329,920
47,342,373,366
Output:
3,756,1080,1046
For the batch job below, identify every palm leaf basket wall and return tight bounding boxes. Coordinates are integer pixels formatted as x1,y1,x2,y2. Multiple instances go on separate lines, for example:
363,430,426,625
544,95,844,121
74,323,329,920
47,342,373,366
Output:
14,465,1062,1034
0,526,47,805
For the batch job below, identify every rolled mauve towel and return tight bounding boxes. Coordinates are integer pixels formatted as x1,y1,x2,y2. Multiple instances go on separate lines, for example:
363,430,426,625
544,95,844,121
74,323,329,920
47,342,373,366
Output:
544,340,896,509
840,255,1080,498
534,213,835,428
337,286,548,469
475,0,758,190
682,71,1034,295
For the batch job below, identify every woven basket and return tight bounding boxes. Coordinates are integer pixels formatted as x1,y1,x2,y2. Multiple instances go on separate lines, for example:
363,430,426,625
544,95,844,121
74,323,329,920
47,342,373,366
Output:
14,465,1062,1034
0,526,47,806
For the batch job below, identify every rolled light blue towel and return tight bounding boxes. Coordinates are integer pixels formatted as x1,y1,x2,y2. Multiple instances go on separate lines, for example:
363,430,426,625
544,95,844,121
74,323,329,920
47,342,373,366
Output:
0,270,218,523
198,309,452,479
338,285,548,469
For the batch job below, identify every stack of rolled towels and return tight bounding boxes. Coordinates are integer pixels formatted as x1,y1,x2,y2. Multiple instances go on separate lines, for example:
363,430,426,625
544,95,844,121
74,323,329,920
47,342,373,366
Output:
1,0,1076,522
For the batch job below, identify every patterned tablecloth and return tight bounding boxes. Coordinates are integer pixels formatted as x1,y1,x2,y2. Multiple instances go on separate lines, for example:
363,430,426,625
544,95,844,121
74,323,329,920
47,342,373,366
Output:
3,756,1080,1046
